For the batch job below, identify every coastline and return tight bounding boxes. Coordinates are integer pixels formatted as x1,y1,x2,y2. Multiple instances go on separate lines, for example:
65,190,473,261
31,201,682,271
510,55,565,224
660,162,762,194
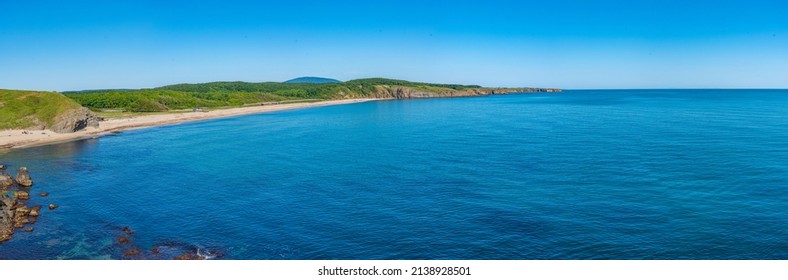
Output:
0,98,379,150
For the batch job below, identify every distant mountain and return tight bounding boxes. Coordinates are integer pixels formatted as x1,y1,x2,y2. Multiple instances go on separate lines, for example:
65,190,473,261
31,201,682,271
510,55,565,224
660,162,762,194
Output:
284,77,341,84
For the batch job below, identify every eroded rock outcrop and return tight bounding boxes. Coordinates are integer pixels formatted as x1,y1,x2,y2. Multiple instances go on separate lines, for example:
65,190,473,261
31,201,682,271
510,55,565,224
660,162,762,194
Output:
0,166,43,243
14,191,29,200
0,196,15,242
0,173,13,188
15,167,32,187
50,107,100,133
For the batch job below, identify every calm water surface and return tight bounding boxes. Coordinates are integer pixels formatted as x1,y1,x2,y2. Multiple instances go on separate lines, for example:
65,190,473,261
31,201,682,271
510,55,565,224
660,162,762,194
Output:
1,90,787,259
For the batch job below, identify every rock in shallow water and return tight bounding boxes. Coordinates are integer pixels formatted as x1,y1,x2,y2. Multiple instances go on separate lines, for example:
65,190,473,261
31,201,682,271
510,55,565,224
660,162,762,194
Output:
0,174,13,188
14,191,29,200
48,204,58,210
0,196,15,242
122,227,134,235
15,167,32,187
124,248,140,256
29,205,41,217
0,166,44,243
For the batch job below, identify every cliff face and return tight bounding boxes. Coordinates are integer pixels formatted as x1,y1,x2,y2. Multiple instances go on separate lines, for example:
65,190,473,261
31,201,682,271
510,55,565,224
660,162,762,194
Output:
368,86,561,99
50,107,100,133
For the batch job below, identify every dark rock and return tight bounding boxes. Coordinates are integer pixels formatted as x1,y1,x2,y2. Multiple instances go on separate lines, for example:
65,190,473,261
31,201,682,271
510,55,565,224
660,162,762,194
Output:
151,246,160,254
0,174,13,188
50,107,100,133
173,252,205,260
39,192,49,197
0,164,6,170
124,248,140,256
22,227,34,232
48,204,58,210
15,167,32,187
122,227,134,235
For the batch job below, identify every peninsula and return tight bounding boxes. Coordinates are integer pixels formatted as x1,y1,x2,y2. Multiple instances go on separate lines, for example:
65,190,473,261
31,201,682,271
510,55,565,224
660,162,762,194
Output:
1,78,560,149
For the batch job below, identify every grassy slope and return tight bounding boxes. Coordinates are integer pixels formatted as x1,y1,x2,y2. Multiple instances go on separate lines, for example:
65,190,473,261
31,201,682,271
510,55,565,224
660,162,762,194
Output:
63,78,487,112
0,89,83,130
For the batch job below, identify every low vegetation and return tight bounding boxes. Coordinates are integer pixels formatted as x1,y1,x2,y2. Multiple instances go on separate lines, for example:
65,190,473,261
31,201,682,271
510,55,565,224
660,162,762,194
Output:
63,78,486,112
0,89,83,130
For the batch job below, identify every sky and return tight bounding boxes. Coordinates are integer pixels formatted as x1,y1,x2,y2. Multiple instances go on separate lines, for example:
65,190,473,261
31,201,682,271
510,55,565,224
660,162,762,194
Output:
1,0,786,91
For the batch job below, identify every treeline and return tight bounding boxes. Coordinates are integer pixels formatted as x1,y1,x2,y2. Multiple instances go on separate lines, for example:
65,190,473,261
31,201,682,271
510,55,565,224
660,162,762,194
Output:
63,79,485,112
344,78,481,90
64,90,289,112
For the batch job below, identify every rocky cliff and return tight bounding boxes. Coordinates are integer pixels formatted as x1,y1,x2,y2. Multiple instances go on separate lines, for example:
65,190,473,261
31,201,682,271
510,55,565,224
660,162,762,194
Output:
367,85,561,99
50,107,100,133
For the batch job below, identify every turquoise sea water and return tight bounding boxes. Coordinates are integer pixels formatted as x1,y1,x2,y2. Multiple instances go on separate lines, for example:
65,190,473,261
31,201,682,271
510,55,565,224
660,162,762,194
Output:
1,90,787,259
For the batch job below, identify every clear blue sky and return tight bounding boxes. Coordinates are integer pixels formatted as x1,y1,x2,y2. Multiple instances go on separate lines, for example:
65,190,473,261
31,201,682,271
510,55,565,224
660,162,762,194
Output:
1,0,786,91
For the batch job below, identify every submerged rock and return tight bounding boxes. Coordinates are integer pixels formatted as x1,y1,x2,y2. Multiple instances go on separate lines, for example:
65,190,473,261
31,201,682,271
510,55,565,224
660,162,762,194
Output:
48,204,58,210
118,236,129,244
0,174,13,188
124,248,140,256
39,192,49,197
122,227,134,235
15,167,32,187
22,227,34,232
173,252,206,260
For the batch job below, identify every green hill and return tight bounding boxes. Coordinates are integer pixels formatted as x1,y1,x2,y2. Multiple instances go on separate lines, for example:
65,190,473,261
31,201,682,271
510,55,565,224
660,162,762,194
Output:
0,89,99,132
284,77,341,84
62,78,560,113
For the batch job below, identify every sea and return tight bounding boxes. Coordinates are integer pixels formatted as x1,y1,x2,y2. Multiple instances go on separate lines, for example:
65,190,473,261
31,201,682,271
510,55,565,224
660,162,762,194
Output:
1,89,787,259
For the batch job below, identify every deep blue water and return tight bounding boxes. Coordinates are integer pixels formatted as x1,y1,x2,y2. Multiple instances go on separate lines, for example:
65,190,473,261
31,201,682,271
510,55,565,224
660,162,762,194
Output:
1,90,787,259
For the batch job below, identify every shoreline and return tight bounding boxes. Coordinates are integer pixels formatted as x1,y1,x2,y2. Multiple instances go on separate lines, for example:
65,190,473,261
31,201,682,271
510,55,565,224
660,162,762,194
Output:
0,98,379,150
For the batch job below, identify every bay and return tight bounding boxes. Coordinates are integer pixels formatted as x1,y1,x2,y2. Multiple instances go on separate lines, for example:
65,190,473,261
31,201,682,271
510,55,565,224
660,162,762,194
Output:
1,89,787,259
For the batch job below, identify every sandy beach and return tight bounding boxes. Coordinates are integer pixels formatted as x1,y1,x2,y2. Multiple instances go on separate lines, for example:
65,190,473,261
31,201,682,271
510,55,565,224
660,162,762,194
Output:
0,98,378,150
